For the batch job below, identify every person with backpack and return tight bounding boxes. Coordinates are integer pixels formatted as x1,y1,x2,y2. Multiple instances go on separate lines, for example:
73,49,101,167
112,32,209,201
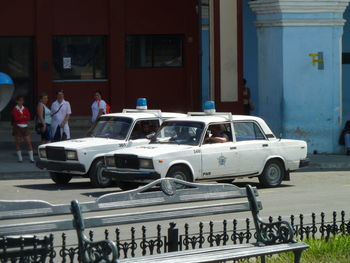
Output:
91,90,110,122
11,95,34,163
51,90,72,142
36,92,51,144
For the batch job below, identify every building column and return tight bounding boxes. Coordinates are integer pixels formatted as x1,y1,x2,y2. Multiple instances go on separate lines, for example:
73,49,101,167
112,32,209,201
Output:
250,0,350,153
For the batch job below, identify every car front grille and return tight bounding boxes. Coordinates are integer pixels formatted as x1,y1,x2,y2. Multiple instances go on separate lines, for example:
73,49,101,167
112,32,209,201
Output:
46,147,66,161
114,154,139,169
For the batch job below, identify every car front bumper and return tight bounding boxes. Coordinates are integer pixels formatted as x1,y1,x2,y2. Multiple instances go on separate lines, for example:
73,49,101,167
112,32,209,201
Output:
299,158,310,168
36,160,86,173
102,169,161,183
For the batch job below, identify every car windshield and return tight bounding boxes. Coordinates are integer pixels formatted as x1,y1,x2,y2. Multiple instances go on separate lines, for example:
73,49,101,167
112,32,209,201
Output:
150,121,204,146
88,116,133,139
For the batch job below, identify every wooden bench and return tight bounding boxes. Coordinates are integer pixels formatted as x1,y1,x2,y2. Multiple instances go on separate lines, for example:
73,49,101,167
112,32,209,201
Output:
0,179,308,263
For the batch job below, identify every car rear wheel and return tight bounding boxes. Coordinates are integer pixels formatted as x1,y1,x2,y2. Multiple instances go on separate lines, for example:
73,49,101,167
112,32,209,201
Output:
118,182,140,191
50,172,72,185
89,159,112,188
259,159,285,188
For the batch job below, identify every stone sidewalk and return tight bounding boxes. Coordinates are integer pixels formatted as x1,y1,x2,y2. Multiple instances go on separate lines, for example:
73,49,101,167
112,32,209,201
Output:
0,147,349,180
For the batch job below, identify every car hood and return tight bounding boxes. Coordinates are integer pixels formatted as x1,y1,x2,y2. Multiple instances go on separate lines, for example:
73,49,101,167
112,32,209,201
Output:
40,137,123,150
108,143,194,158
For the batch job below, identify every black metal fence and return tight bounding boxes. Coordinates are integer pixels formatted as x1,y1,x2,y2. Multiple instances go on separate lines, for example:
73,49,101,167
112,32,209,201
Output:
2,210,350,262
43,210,350,262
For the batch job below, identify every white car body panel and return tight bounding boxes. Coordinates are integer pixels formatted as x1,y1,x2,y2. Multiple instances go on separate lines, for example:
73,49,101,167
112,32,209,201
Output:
103,113,308,185
37,110,186,175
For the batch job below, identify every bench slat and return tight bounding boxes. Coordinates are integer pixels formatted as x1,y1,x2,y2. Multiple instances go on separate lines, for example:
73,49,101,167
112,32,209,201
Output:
84,201,261,229
0,200,261,236
120,242,309,263
0,219,74,236
0,179,258,220
0,200,70,220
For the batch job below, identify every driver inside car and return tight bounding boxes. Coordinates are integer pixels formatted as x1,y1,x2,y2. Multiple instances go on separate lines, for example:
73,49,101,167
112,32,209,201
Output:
205,124,229,143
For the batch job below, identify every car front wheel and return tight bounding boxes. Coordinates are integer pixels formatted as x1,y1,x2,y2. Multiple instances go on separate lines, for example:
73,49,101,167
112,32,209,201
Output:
89,159,112,188
259,159,285,188
166,165,190,182
50,172,72,185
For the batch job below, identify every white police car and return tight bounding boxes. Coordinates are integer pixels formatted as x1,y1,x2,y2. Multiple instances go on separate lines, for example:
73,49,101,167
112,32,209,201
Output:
103,101,309,190
36,98,185,187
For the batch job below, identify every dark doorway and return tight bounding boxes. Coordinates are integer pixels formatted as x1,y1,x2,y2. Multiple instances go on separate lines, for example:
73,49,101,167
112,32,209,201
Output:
0,37,34,121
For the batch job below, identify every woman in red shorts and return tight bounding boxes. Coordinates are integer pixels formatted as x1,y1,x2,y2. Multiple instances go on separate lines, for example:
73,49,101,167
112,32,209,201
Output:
11,96,34,163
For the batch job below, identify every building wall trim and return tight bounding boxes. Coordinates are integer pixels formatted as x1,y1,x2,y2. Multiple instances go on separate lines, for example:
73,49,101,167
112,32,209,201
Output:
255,19,347,27
250,0,350,14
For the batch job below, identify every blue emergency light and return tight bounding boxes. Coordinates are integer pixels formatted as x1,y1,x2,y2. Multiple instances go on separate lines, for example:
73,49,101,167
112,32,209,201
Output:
204,100,216,114
136,98,148,110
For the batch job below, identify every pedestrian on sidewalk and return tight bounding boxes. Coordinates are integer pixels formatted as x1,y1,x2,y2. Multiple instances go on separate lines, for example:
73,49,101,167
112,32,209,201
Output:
36,93,52,144
339,120,350,155
91,90,107,123
51,90,72,142
11,95,34,163
242,78,254,115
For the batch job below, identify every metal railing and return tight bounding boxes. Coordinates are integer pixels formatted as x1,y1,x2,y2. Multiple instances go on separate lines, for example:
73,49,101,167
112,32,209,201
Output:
1,210,349,263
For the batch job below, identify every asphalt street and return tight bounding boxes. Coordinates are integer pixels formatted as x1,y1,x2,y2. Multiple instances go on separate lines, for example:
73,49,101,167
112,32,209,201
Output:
0,170,349,221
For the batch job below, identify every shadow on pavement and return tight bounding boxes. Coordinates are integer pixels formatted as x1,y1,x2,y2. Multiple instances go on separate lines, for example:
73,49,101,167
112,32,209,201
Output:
231,181,294,190
16,182,123,198
16,181,119,192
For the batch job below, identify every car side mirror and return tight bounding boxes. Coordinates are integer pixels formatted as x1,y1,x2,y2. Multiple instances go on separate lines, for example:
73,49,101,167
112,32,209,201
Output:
146,132,156,140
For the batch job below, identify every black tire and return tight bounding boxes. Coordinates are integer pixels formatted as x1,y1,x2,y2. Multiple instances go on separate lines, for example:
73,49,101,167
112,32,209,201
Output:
259,159,285,188
166,165,192,190
89,159,112,188
50,172,72,185
118,181,140,191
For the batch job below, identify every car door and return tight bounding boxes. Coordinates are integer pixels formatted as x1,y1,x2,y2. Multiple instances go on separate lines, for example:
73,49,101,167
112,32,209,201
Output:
233,121,270,175
200,123,239,179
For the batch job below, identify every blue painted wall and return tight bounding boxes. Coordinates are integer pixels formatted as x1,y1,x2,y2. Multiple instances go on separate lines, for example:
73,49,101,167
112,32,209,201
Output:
256,26,284,135
282,26,343,153
243,0,258,115
343,8,350,130
253,10,345,153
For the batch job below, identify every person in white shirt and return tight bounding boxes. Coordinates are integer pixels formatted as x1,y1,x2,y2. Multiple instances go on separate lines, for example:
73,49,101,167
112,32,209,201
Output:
91,90,107,122
51,90,72,141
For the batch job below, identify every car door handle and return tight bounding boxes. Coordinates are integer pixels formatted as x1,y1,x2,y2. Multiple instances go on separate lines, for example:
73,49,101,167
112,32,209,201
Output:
262,144,269,147
230,147,237,150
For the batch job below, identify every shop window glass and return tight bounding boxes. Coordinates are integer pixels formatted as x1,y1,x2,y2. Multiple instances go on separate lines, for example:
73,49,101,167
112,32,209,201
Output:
126,35,183,68
53,36,107,81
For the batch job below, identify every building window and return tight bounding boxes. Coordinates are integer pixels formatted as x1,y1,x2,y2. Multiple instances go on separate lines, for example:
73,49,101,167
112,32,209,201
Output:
53,36,107,81
126,35,183,68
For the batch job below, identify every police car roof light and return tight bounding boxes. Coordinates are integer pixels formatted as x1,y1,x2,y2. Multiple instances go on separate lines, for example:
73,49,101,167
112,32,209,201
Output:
204,101,216,114
136,98,147,110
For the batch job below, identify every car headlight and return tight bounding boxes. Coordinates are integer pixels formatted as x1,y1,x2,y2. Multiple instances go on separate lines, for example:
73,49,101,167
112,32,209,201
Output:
105,156,115,167
66,150,78,160
139,158,154,169
39,148,47,158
